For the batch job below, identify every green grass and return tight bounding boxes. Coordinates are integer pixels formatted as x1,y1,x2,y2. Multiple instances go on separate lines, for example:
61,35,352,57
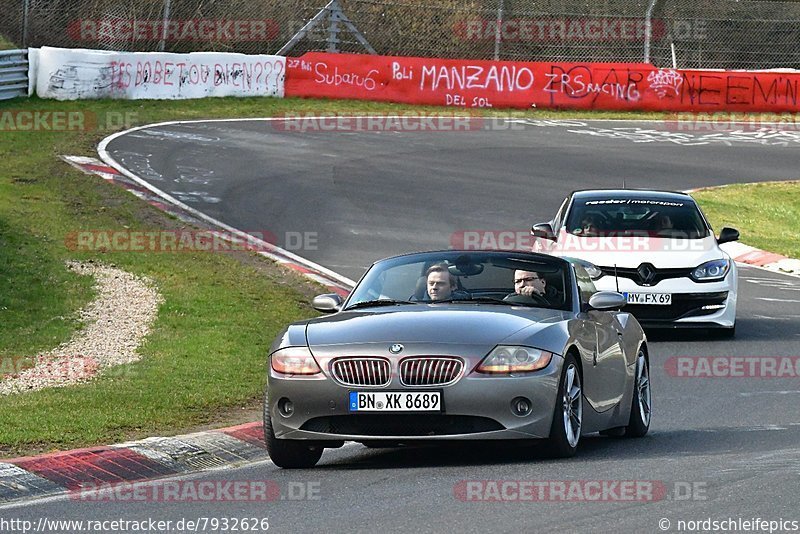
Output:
2,95,669,123
692,181,800,259
0,34,16,50
0,219,96,359
0,95,796,456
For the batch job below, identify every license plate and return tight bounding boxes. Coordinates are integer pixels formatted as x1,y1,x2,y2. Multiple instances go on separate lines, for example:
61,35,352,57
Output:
624,292,672,305
348,391,442,412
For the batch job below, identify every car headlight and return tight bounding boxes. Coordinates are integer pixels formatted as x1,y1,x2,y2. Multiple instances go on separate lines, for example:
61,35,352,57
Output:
271,346,322,375
690,259,730,282
476,346,553,374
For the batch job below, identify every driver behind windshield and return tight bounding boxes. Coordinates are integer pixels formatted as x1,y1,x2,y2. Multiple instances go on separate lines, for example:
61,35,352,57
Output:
513,270,547,298
505,269,562,306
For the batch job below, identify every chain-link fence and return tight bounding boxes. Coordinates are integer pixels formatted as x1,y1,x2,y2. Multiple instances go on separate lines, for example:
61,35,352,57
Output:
1,0,799,69
649,0,800,69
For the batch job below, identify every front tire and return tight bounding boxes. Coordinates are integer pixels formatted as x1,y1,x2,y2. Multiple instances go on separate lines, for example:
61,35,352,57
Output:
545,354,582,457
263,394,323,468
623,349,651,437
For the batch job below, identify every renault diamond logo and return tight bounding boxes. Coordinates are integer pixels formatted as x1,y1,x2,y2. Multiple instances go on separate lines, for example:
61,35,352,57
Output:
637,263,656,285
389,344,404,354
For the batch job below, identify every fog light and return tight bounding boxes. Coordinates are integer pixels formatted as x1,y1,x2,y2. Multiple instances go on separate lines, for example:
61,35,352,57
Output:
277,397,294,417
511,396,532,417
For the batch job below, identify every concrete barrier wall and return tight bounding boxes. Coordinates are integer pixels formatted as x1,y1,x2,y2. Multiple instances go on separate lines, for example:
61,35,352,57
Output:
285,52,800,113
31,46,285,100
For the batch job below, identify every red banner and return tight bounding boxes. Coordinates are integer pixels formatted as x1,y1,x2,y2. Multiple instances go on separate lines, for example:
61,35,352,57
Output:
285,52,800,112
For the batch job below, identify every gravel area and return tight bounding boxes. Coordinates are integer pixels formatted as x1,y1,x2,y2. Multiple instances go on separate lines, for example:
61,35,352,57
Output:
0,261,163,395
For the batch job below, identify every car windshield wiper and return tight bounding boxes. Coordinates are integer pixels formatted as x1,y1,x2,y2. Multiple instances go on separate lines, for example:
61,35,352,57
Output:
434,296,510,305
345,299,414,310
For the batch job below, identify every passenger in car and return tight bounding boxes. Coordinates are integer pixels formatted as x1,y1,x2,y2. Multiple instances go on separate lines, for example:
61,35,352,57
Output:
424,264,457,301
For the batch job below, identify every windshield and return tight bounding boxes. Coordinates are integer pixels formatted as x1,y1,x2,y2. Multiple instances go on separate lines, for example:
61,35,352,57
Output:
565,197,710,239
346,252,571,311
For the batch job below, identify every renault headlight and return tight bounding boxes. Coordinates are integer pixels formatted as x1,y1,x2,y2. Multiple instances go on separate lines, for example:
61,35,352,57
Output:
690,259,730,282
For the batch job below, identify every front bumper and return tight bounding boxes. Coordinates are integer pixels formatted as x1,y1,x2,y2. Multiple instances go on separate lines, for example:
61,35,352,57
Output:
267,356,564,442
594,275,736,328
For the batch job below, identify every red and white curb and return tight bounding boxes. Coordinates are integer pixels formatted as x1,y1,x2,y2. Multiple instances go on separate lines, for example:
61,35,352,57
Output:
0,422,267,504
721,241,800,277
61,155,354,297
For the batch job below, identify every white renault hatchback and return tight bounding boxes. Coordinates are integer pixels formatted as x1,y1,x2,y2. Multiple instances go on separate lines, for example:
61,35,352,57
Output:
532,189,739,336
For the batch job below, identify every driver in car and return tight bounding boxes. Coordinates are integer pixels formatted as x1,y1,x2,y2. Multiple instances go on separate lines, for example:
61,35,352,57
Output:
505,269,560,306
513,270,547,298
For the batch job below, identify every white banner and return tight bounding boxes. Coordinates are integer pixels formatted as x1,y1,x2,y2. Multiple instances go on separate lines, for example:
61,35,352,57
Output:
27,48,40,97
35,46,284,100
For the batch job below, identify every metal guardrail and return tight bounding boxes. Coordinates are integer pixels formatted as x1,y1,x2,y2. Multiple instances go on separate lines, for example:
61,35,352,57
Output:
0,49,29,101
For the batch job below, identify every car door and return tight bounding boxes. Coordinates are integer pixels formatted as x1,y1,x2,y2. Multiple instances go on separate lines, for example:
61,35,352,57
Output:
574,264,627,412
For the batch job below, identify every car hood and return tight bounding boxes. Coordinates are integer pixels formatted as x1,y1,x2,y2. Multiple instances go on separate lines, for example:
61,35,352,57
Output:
549,235,727,268
305,306,566,347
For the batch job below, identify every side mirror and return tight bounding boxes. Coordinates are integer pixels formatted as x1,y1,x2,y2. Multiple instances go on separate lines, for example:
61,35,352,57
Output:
588,291,627,311
312,293,343,313
717,227,740,244
531,223,556,241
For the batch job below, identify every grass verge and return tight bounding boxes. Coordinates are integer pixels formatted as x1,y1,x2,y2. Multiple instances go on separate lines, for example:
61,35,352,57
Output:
692,181,800,259
0,95,796,457
0,35,16,50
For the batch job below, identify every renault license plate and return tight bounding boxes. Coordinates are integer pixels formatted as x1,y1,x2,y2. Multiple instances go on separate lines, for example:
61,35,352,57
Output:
624,292,672,305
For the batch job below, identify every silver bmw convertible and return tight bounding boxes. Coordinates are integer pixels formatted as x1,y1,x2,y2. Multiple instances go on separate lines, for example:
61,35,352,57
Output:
264,250,651,468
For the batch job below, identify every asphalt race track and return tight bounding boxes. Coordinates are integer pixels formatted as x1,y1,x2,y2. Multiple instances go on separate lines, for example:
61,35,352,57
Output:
105,118,800,281
6,119,800,532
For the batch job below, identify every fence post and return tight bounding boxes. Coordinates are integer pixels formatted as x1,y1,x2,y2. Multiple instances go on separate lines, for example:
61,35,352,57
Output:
644,0,659,63
327,3,341,52
278,0,375,56
159,0,172,52
22,0,29,48
493,0,505,61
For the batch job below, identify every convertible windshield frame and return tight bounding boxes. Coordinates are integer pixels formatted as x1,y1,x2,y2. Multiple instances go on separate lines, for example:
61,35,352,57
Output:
343,251,574,312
